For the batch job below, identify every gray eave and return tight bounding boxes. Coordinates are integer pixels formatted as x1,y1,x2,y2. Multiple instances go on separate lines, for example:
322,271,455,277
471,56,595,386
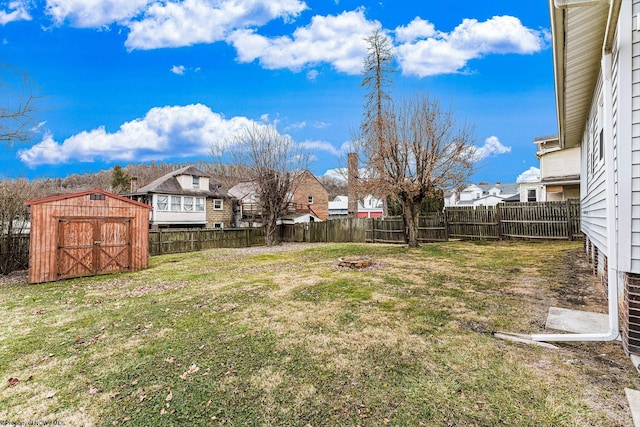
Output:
550,0,610,149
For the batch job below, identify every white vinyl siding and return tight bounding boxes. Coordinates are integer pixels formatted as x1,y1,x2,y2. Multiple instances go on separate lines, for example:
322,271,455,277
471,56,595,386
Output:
632,0,640,272
581,74,609,254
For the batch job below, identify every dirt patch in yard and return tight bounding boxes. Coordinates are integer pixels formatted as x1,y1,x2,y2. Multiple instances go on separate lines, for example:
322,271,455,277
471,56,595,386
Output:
512,246,638,426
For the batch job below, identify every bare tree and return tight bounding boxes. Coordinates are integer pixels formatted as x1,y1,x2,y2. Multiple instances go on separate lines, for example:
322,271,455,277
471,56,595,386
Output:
357,30,473,247
212,124,310,246
1,64,38,146
0,179,42,273
367,95,475,247
358,29,395,217
361,29,395,144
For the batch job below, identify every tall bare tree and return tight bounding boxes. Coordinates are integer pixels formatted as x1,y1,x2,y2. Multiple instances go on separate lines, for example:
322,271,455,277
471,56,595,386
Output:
370,95,474,247
357,31,474,246
361,29,395,144
359,29,395,217
212,124,310,246
1,64,38,146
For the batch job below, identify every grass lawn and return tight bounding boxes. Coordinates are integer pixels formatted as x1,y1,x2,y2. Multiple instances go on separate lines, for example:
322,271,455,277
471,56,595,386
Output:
1,241,638,426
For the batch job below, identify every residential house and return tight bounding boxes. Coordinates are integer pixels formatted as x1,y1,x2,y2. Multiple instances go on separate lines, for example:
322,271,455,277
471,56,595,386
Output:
328,195,349,219
128,166,235,229
229,170,329,226
328,195,384,219
358,194,384,218
518,135,581,202
446,182,519,207
548,0,639,353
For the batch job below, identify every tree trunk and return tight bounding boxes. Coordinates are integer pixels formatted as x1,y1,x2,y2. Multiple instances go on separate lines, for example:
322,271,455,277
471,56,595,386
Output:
264,215,278,246
403,199,420,248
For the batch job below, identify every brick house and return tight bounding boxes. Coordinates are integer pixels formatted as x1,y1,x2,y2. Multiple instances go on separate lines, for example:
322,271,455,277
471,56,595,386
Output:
229,169,329,225
291,170,329,221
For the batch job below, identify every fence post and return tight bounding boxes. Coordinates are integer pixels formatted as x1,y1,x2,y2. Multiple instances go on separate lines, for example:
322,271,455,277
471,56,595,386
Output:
565,200,573,241
443,209,450,241
496,205,503,240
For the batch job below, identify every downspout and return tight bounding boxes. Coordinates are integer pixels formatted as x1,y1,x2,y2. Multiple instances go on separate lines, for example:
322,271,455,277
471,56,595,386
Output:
533,0,622,343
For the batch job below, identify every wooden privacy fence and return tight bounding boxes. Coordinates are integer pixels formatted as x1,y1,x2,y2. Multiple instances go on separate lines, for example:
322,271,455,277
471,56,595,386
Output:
279,218,370,243
281,201,582,244
149,227,266,255
1,201,582,275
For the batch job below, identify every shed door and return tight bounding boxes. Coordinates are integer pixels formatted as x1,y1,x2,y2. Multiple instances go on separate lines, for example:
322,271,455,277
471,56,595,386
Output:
57,218,132,280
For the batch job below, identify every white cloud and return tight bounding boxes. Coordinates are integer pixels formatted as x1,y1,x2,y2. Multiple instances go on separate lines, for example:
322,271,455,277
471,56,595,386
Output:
46,0,149,27
306,69,319,81
516,166,540,183
472,135,511,162
314,121,330,129
125,0,307,50
18,104,265,166
299,140,340,156
394,17,436,43
0,0,32,25
170,65,185,75
227,9,380,74
286,121,307,131
396,15,548,77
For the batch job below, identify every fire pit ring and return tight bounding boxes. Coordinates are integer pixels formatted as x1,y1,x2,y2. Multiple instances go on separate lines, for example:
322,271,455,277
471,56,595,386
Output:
337,256,373,269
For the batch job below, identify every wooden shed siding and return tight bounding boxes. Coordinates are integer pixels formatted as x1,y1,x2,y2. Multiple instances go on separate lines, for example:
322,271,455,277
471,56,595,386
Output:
27,192,150,283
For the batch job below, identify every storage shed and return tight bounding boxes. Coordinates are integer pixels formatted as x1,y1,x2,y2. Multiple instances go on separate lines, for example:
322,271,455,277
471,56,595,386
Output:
25,190,153,284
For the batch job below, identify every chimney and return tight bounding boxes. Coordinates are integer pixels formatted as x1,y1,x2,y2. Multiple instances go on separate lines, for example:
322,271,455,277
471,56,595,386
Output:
347,152,359,218
130,176,138,193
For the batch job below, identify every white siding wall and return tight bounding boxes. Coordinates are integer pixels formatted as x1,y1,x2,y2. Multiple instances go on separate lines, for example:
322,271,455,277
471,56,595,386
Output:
540,147,581,178
633,0,640,271
582,74,609,254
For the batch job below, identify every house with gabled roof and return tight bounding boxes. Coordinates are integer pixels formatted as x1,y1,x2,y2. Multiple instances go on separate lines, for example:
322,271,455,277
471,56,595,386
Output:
128,165,236,229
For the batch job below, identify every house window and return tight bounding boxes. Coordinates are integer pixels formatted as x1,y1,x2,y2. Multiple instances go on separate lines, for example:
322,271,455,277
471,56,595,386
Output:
599,129,604,161
157,195,169,211
213,222,224,229
192,176,200,189
195,197,205,212
527,189,537,202
308,195,314,204
183,197,194,211
213,199,223,210
171,196,181,211
90,193,105,201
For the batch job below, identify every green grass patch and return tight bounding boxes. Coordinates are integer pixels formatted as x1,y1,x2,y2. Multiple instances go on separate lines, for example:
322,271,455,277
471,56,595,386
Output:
0,241,635,426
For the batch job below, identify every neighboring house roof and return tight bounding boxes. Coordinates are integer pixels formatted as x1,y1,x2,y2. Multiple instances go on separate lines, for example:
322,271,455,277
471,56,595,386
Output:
131,166,225,198
461,182,519,196
533,134,559,143
25,189,153,209
228,170,327,201
329,197,348,211
277,213,322,224
540,175,581,185
228,181,258,201
503,193,521,202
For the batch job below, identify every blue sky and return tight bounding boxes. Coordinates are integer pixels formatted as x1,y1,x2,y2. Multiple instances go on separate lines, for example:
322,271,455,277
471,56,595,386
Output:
1,0,555,184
